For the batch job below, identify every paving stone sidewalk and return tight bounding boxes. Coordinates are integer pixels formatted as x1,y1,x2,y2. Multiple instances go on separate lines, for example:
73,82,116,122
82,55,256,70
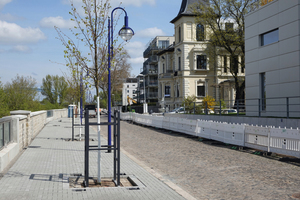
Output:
0,117,190,200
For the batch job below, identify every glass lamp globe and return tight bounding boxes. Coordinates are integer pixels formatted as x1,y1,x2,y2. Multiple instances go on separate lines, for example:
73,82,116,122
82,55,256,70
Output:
119,28,134,42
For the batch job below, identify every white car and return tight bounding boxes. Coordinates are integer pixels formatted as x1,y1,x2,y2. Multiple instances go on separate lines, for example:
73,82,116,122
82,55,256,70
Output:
168,107,185,114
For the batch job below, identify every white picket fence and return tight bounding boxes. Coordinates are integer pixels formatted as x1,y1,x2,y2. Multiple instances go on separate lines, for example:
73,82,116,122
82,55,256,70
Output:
118,112,300,158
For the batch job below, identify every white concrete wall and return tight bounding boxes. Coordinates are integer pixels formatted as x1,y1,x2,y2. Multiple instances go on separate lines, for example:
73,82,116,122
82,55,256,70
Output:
245,0,300,117
0,109,67,172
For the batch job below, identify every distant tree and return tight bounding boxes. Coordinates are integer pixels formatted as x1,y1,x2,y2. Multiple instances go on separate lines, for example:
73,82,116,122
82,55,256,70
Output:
41,75,68,105
192,0,258,101
4,75,39,111
0,80,9,117
63,64,86,105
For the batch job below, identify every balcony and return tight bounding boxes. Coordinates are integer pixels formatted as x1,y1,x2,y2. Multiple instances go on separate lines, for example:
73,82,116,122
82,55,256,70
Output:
159,70,174,79
145,80,158,87
147,92,158,99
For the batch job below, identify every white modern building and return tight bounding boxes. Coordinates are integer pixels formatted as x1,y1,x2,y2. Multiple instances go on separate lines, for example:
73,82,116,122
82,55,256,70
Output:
245,0,300,117
122,78,138,106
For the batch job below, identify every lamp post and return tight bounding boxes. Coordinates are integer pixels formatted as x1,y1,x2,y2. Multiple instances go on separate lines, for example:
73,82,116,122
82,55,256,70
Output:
108,7,134,147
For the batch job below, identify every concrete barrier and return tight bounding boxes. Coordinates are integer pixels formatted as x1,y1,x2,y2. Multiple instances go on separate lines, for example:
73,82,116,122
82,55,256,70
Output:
0,109,67,173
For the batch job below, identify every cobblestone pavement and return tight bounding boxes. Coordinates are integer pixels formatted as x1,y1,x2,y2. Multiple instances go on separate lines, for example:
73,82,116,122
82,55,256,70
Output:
98,116,300,200
0,117,187,200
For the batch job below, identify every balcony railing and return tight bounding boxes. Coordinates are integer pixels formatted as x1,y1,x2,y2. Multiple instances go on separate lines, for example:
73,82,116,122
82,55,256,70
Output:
147,92,158,99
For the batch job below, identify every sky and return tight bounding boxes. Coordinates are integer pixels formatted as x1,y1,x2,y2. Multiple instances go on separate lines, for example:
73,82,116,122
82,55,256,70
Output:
0,0,182,90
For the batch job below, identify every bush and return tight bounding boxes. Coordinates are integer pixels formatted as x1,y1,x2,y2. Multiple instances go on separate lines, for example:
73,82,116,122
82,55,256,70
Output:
202,96,216,110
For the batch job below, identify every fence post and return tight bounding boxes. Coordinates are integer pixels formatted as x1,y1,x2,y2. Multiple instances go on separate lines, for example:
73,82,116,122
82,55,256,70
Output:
72,111,74,141
219,100,221,116
84,108,89,187
258,99,261,117
193,102,196,114
237,99,239,116
287,97,289,119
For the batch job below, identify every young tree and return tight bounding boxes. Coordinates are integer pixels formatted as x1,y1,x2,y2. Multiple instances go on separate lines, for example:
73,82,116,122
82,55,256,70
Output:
55,0,131,100
192,0,258,102
4,75,39,111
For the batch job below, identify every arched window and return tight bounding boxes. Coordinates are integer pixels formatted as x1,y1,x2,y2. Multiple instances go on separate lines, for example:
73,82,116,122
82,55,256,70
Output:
196,24,205,41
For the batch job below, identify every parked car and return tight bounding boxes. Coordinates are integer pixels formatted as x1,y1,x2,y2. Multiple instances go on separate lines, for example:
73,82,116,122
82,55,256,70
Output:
222,109,237,114
201,109,214,114
168,107,185,114
85,104,96,118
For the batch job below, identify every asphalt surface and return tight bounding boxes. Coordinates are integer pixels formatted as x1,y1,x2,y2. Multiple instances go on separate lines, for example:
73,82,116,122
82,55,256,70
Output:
97,115,300,200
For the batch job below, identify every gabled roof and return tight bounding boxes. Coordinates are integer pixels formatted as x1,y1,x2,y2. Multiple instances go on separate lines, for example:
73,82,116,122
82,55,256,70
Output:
170,0,208,24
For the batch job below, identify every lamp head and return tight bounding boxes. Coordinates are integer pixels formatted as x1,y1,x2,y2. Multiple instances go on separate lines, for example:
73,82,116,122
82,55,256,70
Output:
119,15,134,42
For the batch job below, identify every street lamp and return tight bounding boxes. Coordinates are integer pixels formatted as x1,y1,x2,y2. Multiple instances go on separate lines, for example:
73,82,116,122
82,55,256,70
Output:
108,7,134,147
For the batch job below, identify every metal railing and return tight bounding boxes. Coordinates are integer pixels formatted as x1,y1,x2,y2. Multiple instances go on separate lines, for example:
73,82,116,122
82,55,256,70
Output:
84,109,121,187
47,110,53,118
0,120,11,150
179,96,300,118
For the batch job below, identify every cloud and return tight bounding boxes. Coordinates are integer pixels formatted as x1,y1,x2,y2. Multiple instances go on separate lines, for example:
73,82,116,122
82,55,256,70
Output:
111,0,155,7
62,0,155,9
0,20,46,45
136,27,166,38
0,0,12,10
0,45,32,53
129,57,144,64
0,13,24,21
39,16,76,29
11,45,31,53
125,41,146,56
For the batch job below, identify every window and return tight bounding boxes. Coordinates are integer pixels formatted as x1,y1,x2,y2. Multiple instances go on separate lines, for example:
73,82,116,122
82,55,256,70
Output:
260,73,266,111
261,29,278,46
127,90,129,93
158,40,169,49
197,84,205,97
127,85,129,88
223,56,227,73
196,24,205,41
165,86,170,98
177,83,180,97
178,26,182,42
132,84,135,86
197,55,207,70
178,57,181,71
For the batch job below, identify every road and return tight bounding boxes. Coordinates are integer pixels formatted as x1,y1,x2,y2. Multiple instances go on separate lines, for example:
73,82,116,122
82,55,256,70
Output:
95,115,300,200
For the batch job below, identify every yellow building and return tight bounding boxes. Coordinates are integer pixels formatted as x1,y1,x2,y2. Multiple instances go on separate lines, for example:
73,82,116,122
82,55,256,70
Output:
158,0,245,110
